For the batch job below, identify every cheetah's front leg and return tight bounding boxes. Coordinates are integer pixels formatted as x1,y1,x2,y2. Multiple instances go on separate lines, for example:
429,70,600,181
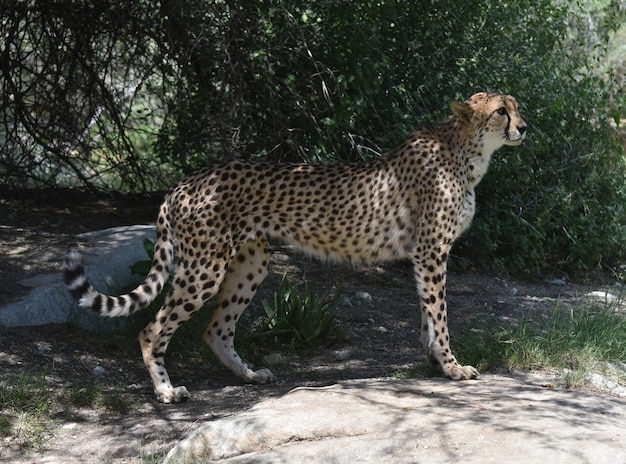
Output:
413,258,479,380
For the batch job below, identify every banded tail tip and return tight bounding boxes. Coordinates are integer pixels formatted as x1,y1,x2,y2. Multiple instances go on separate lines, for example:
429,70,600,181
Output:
62,250,89,300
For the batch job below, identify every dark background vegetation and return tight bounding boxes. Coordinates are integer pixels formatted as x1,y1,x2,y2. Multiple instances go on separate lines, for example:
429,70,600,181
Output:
2,0,626,277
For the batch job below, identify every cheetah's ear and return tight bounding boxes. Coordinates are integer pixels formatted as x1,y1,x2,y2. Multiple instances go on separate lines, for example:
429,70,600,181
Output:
450,101,474,124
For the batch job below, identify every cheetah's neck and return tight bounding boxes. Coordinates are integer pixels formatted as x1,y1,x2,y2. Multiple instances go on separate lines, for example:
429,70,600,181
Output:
463,128,505,189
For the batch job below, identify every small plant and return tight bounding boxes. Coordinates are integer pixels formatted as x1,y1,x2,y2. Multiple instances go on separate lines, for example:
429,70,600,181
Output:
256,274,343,349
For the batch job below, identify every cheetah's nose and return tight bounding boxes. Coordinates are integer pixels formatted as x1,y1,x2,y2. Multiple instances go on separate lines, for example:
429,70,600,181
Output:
518,124,527,136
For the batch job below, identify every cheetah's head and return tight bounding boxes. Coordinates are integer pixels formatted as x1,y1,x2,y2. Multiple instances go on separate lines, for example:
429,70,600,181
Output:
451,92,527,156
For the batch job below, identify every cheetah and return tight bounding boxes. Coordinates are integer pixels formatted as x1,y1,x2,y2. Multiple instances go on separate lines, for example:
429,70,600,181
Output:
63,92,527,403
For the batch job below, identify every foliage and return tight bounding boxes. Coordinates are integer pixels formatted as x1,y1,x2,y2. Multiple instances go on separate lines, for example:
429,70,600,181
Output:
451,1,626,276
0,1,173,191
256,274,343,348
129,238,155,277
3,1,626,275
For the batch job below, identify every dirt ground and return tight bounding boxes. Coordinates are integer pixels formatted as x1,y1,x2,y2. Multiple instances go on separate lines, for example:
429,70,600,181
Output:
0,189,622,463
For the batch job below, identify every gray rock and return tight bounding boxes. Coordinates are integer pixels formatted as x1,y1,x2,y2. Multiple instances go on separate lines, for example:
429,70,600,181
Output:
0,225,155,329
354,291,373,302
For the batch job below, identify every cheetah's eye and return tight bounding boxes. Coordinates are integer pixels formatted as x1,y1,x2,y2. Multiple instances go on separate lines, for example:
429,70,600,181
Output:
496,107,507,116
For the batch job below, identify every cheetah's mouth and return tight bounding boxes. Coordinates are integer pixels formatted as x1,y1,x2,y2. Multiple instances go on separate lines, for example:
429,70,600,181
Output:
503,131,526,146
504,136,524,146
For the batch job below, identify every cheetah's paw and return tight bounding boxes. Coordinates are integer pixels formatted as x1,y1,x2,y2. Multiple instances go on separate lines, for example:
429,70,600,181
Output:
250,368,276,384
444,364,480,381
156,385,190,404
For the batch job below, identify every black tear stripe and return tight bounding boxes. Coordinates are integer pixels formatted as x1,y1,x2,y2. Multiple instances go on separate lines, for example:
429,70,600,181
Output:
504,113,511,140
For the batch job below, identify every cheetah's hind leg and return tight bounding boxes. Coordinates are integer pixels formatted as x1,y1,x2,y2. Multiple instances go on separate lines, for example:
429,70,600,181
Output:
138,252,229,403
204,236,276,384
140,289,214,403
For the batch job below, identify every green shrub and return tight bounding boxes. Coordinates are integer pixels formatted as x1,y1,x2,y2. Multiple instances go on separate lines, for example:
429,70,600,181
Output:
156,0,626,276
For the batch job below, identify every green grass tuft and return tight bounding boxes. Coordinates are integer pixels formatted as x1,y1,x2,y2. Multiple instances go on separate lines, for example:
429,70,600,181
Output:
0,370,54,451
0,370,51,416
454,302,626,378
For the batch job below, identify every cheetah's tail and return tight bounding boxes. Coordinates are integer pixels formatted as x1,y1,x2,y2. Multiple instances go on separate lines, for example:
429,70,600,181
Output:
62,226,173,318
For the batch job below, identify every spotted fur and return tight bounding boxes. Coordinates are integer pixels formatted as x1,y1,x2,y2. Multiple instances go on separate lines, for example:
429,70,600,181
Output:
63,92,527,403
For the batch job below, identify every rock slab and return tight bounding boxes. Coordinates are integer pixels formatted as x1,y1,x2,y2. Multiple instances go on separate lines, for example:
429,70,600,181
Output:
166,375,626,464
